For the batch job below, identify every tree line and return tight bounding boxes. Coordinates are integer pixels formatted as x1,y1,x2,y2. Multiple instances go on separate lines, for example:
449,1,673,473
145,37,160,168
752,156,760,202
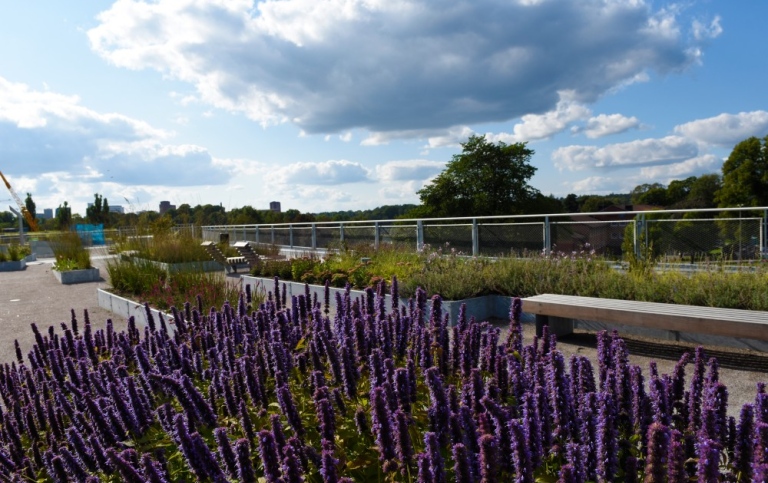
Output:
3,134,766,231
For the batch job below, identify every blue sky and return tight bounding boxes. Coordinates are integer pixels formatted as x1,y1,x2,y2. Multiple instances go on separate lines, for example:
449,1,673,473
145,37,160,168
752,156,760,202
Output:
1,0,766,216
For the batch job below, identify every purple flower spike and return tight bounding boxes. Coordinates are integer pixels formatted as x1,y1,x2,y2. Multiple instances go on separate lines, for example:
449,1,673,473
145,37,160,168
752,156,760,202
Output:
697,437,722,482
106,448,146,483
258,429,282,483
214,427,238,478
282,445,305,483
320,439,340,483
644,422,670,482
236,438,256,483
667,429,686,482
394,409,414,474
371,386,396,464
453,443,472,483
478,433,499,483
425,431,446,483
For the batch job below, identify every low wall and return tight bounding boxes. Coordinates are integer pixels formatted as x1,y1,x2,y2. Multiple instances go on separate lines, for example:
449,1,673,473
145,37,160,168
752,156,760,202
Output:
241,276,514,325
97,289,175,333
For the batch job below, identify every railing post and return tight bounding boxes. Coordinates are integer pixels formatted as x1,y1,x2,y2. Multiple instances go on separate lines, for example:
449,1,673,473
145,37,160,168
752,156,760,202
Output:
271,225,275,245
311,223,317,250
634,215,643,259
289,224,294,248
472,218,479,256
255,225,260,244
374,221,380,250
340,223,345,244
417,220,424,251
543,216,551,255
763,209,767,256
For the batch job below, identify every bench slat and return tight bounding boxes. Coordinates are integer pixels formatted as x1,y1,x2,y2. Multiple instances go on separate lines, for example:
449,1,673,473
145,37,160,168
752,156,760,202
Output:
522,294,768,342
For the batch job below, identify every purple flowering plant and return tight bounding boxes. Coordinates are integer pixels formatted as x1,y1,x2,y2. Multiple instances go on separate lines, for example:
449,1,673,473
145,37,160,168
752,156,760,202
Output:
0,278,762,481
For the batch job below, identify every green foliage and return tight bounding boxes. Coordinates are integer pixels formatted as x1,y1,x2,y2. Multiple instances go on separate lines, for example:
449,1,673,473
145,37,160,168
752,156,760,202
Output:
24,192,36,227
56,201,72,230
107,257,259,311
50,231,92,270
86,193,111,226
117,229,209,264
716,134,768,207
256,243,768,310
0,244,30,262
414,135,539,217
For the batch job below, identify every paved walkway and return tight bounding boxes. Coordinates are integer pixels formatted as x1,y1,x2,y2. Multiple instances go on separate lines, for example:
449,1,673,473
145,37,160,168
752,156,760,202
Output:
0,248,127,363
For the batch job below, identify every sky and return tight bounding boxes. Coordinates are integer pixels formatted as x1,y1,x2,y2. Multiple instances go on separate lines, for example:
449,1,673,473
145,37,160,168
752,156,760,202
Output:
1,0,767,216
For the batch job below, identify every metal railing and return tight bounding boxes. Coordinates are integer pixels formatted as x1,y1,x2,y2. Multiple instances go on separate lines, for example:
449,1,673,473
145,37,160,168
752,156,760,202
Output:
202,207,768,262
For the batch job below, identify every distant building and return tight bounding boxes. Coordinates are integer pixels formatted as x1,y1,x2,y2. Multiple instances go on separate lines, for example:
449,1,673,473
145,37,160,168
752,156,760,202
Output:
109,205,125,214
269,201,281,213
159,201,176,215
41,208,53,220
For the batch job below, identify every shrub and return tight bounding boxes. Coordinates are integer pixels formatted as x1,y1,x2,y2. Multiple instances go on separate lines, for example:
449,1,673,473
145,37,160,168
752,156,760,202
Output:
50,231,92,270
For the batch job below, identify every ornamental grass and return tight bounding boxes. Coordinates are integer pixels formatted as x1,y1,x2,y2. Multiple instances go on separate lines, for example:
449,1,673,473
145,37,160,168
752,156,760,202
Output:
0,277,765,481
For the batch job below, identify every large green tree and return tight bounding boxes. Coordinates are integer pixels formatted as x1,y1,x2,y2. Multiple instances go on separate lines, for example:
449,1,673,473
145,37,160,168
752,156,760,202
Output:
715,135,768,207
414,135,539,217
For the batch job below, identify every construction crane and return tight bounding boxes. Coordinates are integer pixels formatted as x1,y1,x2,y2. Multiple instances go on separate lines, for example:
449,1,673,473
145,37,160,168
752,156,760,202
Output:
0,170,38,231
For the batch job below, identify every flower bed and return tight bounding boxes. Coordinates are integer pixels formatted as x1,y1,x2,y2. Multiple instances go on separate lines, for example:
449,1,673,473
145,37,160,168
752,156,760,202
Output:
254,243,768,310
0,278,764,481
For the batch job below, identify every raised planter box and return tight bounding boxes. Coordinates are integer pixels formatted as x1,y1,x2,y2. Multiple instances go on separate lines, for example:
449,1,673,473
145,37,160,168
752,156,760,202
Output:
97,289,175,332
132,257,224,273
0,260,26,272
241,275,514,325
53,267,101,284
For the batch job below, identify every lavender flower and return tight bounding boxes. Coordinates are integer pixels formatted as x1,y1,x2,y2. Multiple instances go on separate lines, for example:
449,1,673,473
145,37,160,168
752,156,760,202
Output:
371,386,397,464
478,433,499,483
214,427,238,479
259,429,282,482
697,437,722,482
236,438,256,483
106,448,146,483
282,444,305,483
453,443,473,483
644,422,670,482
394,409,414,473
667,429,686,482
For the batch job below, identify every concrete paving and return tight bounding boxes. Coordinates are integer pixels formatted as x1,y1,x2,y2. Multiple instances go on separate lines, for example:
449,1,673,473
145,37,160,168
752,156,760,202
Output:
0,247,128,363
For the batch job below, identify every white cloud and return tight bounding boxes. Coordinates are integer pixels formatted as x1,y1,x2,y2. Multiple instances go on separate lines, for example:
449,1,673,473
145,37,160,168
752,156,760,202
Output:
692,15,722,41
638,154,720,180
0,76,229,186
553,136,699,171
88,0,710,134
565,153,721,195
275,159,371,185
578,113,641,138
488,91,591,143
375,160,445,182
674,111,768,146
379,181,421,201
425,126,476,149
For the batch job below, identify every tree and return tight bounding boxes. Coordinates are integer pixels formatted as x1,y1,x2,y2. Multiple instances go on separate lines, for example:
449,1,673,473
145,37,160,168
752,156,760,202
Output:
415,135,538,217
715,135,768,207
630,183,668,206
56,201,71,230
24,193,36,228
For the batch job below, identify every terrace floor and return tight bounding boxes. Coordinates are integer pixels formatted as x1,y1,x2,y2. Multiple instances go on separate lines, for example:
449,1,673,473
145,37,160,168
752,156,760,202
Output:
1,250,766,416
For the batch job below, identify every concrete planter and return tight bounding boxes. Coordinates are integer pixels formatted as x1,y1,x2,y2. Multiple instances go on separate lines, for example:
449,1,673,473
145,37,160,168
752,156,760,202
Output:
97,289,175,332
132,257,224,273
241,275,514,325
0,260,26,272
53,267,101,284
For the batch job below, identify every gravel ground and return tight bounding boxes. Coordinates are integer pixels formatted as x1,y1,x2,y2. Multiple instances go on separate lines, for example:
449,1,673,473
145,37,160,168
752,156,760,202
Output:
1,253,766,417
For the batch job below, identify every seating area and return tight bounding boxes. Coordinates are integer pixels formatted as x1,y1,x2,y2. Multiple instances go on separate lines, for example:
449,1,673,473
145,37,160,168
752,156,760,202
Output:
201,241,246,273
523,293,768,342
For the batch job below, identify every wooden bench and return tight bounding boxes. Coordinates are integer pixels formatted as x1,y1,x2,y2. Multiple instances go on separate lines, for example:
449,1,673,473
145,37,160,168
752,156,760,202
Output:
523,294,768,342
